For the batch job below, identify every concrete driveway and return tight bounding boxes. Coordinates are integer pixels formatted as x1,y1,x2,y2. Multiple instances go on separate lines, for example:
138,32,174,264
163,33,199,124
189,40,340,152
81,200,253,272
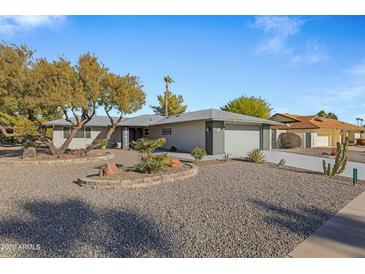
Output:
264,150,365,180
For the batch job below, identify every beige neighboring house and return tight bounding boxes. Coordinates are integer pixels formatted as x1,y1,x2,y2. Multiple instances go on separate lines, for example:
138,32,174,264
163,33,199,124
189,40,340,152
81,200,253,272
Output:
270,113,365,148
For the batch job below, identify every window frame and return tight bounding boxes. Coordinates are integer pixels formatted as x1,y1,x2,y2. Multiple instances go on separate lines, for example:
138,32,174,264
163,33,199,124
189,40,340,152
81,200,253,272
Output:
162,128,172,136
62,126,91,139
144,128,149,136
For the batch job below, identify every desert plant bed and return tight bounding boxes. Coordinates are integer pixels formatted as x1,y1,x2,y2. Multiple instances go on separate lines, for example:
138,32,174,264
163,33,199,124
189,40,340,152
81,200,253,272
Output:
78,163,197,189
0,149,113,164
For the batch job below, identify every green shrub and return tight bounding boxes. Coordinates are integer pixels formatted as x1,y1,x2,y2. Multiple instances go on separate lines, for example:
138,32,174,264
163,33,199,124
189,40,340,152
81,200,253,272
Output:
279,132,302,149
92,138,109,149
131,138,166,155
221,153,231,161
134,153,170,174
190,146,207,161
247,148,265,164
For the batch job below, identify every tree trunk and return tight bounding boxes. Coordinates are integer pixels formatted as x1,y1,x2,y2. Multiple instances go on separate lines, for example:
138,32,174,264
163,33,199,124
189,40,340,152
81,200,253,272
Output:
57,126,83,155
165,82,169,117
39,135,58,155
0,124,15,138
106,125,117,140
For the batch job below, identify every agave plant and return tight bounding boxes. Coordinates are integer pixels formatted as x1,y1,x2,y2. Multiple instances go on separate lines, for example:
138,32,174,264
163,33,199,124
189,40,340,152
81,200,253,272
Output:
247,148,265,164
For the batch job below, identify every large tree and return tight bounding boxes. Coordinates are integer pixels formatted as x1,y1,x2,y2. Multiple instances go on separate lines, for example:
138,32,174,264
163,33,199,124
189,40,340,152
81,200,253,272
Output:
100,73,145,140
317,110,338,120
221,95,273,119
30,53,108,155
0,44,32,138
163,75,174,117
150,77,186,116
0,43,108,155
150,76,187,116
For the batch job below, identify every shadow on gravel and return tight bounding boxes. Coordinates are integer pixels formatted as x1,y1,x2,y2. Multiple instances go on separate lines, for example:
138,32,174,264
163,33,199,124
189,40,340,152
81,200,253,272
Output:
249,198,333,237
0,199,170,257
250,198,365,253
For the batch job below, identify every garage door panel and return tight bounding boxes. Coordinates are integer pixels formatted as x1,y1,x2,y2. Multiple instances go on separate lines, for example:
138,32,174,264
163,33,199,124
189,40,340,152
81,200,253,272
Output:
224,125,261,156
315,135,329,147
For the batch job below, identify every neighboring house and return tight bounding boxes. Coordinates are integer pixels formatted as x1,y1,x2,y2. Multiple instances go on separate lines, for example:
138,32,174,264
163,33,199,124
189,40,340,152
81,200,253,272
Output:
270,113,365,148
43,108,282,155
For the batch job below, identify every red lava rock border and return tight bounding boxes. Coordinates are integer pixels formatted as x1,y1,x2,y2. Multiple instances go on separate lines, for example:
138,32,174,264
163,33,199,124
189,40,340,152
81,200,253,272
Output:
77,163,198,189
0,152,114,165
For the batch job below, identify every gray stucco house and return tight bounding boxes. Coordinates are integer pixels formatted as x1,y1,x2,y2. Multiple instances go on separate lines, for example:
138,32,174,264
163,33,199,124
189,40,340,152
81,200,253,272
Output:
43,108,282,155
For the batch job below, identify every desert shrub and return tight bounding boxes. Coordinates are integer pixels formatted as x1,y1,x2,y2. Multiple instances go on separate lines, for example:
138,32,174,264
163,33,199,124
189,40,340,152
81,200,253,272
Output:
191,146,207,161
131,138,166,155
279,132,302,149
92,138,109,149
22,139,40,148
134,153,170,174
169,146,177,152
221,153,231,161
277,158,286,167
357,138,365,146
247,148,265,163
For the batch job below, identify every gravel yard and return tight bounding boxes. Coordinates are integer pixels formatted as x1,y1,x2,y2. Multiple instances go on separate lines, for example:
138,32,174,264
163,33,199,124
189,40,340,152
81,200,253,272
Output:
281,147,365,163
0,149,363,258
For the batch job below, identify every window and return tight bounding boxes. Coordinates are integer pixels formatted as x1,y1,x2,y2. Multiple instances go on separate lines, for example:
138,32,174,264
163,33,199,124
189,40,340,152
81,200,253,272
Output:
75,128,84,138
63,127,70,138
85,127,91,138
144,128,149,136
63,127,91,138
162,128,171,136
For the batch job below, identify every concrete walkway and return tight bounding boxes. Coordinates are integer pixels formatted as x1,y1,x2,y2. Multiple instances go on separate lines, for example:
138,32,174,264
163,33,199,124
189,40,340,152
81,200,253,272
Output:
264,150,365,180
289,190,365,257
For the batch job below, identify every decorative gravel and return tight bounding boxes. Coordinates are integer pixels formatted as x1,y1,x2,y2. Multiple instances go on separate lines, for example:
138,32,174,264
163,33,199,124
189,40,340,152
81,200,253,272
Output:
281,147,365,164
0,149,363,258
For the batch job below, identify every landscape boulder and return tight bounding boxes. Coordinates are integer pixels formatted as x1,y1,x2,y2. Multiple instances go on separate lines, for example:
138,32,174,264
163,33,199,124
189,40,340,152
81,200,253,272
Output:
22,147,37,158
170,158,183,168
99,162,119,177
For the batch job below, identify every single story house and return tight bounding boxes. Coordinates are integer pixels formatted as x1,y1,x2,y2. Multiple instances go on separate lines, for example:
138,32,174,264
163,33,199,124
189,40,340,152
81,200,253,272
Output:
270,113,365,148
43,108,282,155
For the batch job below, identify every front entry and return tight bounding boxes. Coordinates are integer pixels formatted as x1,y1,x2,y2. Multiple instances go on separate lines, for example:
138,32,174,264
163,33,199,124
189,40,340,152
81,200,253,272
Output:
129,128,143,143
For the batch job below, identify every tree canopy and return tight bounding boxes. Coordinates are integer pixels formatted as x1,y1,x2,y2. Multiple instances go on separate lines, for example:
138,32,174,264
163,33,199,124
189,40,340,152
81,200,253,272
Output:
221,95,273,119
100,73,145,139
317,110,338,120
0,43,146,154
151,91,187,116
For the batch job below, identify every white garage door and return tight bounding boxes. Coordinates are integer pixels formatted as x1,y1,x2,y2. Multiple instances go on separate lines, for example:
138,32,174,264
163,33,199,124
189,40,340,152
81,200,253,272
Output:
315,135,329,147
224,125,261,156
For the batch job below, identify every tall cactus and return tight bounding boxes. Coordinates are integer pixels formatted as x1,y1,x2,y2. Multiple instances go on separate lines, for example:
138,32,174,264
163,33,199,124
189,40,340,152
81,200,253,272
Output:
322,137,348,176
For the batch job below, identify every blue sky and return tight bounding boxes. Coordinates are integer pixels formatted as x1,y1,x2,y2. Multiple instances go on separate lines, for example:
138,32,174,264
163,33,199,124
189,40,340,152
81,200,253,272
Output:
1,15,365,123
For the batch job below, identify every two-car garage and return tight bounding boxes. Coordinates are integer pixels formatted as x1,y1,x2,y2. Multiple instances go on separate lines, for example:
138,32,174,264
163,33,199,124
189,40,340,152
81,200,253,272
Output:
223,124,261,156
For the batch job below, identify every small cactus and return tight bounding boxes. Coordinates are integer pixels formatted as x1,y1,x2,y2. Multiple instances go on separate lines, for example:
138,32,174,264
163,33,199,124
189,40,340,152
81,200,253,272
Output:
323,137,348,176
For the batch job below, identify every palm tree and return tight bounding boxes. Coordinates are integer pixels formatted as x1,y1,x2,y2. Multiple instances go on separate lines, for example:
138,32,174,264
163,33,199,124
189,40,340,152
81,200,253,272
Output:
356,117,361,126
361,118,364,126
163,75,174,117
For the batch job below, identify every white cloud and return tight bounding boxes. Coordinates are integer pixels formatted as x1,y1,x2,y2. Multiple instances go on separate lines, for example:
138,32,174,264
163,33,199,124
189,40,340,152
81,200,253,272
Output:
252,16,302,54
0,16,65,36
291,40,329,64
252,16,328,64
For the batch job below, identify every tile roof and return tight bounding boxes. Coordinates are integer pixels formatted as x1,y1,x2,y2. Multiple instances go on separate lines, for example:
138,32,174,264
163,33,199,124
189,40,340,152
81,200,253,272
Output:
271,113,364,131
